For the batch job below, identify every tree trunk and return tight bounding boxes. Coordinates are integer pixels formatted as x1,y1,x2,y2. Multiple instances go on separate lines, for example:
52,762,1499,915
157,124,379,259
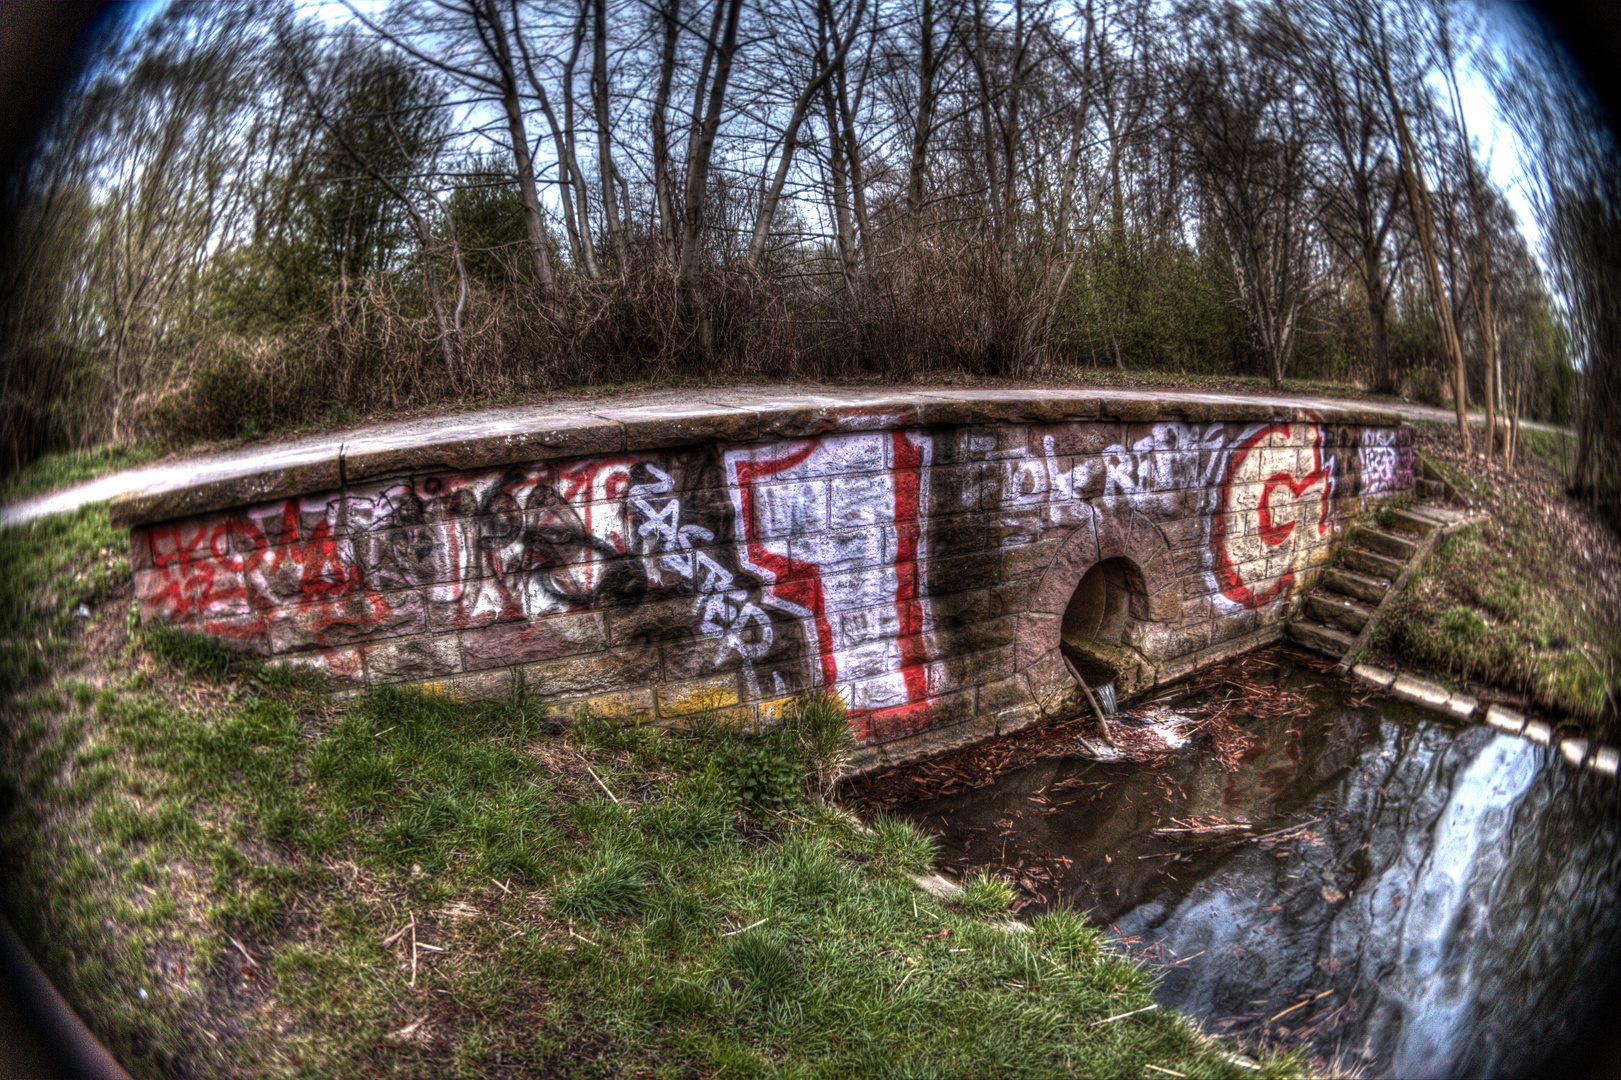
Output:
513,9,598,278
650,0,682,266
481,0,558,300
592,0,630,271
676,0,744,355
561,3,602,279
903,0,940,246
1381,67,1470,453
746,0,864,268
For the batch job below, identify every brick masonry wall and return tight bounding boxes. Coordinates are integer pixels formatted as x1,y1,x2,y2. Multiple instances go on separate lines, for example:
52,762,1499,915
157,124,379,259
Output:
128,410,1413,774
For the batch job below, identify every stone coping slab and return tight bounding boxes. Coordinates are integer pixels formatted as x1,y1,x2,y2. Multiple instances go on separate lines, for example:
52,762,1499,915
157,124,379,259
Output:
1357,669,1621,780
108,386,1407,529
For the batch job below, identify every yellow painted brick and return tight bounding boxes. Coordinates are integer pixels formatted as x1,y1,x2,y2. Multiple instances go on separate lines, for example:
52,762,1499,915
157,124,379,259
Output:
757,695,799,726
656,674,741,717
658,704,757,731
577,689,656,722
416,680,462,702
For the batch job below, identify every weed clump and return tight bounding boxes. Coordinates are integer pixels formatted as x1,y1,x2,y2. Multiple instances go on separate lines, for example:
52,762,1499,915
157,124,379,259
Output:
1441,606,1489,643
956,870,1018,916
552,847,649,923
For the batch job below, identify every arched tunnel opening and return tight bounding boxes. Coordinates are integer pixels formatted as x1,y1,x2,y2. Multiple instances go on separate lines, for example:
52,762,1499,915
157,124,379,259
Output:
1060,557,1153,703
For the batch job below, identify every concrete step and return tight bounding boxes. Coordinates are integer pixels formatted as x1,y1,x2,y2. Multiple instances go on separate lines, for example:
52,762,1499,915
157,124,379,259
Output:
1288,618,1356,657
1323,567,1390,605
1344,545,1406,580
1359,527,1419,560
1386,507,1447,536
1417,477,1447,500
1306,591,1376,634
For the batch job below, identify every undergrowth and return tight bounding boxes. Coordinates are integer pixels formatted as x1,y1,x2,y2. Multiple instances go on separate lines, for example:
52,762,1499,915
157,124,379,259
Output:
0,505,1300,1078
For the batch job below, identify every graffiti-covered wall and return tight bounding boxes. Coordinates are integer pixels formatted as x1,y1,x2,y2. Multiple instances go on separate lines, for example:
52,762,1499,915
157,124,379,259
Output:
125,397,1412,772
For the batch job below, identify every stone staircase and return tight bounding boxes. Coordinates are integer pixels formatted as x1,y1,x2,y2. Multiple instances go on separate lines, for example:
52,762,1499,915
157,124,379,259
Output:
1288,503,1478,670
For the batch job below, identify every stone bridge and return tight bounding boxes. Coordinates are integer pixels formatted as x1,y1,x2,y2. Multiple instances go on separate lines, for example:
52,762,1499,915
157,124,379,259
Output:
114,390,1414,773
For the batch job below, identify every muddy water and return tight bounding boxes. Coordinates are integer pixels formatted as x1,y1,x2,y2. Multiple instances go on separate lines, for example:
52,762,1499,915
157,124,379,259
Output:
892,660,1621,1078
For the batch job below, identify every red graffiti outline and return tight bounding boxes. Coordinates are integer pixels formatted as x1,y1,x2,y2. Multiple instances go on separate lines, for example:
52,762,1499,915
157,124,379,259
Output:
732,440,839,689
1212,424,1332,609
885,430,930,729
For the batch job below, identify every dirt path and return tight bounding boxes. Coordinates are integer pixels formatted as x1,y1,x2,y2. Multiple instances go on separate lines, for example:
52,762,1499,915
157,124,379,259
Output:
0,380,1567,528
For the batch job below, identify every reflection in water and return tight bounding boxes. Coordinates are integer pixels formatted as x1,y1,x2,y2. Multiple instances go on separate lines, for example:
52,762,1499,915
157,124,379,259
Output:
894,661,1621,1079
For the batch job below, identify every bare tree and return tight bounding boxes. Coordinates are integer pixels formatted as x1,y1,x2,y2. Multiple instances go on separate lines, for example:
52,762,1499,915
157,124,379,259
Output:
1180,4,1324,389
1281,0,1405,396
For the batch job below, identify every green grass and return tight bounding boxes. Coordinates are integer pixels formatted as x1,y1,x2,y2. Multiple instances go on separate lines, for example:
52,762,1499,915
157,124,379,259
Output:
0,505,1300,1078
1519,427,1578,476
0,505,129,696
0,442,162,504
1375,456,1620,721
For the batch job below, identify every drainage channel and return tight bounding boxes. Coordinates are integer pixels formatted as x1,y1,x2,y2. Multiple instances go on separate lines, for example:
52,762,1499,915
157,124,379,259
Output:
873,650,1621,1079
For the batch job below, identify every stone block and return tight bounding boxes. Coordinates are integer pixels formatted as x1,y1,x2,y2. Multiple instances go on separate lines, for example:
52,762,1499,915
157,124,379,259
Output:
1522,719,1552,745
341,414,626,483
1391,674,1451,710
660,634,764,681
425,589,523,634
607,595,711,646
556,688,657,724
521,647,660,697
1444,692,1478,720
110,454,343,531
1031,422,1118,458
460,612,609,671
1352,664,1397,689
367,635,461,682
925,587,992,626
1021,648,1072,705
744,394,920,439
1015,613,1061,669
593,403,758,450
275,645,365,684
926,616,1016,657
1125,618,1208,661
1484,703,1526,734
978,672,1035,714
128,528,156,572
855,690,976,745
927,646,1015,697
925,463,985,513
788,529,886,578
267,589,425,652
989,579,1041,619
1160,515,1214,553
657,674,742,716
984,700,1046,739
1591,745,1619,777
1001,539,1061,582
1560,738,1590,767
744,478,830,539
920,552,1002,594
916,390,1106,427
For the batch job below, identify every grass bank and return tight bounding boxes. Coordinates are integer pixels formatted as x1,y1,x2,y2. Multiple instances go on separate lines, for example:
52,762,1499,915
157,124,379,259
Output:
0,442,163,505
0,504,1296,1078
1370,427,1621,727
